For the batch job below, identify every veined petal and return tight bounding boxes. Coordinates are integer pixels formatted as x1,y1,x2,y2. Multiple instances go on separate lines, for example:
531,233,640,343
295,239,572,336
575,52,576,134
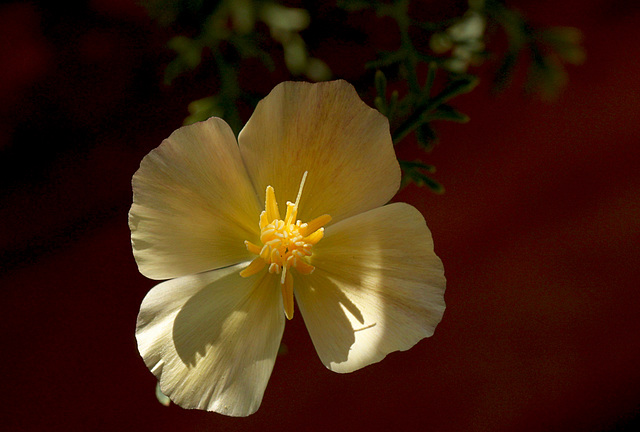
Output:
136,263,284,417
238,80,401,225
295,203,446,373
130,118,262,280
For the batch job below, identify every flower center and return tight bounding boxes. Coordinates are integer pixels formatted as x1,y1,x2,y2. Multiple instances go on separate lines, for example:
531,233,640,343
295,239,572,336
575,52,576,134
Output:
239,172,331,320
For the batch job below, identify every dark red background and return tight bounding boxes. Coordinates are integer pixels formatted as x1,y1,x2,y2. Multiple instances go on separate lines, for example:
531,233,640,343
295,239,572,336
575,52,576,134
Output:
2,0,639,431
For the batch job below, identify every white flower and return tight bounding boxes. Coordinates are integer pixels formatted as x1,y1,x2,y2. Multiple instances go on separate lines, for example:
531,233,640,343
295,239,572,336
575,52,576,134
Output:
131,80,446,416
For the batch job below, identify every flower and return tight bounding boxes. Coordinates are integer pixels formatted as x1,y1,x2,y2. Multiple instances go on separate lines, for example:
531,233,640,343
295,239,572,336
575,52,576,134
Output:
131,80,446,417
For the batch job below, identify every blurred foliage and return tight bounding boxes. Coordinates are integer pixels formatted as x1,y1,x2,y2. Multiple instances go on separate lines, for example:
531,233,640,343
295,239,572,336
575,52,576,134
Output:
143,0,330,132
141,0,584,193
477,0,586,98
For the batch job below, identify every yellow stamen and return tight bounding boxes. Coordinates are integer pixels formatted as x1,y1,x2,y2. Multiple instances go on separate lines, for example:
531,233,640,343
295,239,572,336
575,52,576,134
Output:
239,171,330,320
294,259,315,275
259,211,269,229
244,240,262,255
299,214,332,237
284,202,297,226
239,257,266,277
265,186,280,223
282,271,294,320
294,171,308,208
283,171,308,226
304,227,325,245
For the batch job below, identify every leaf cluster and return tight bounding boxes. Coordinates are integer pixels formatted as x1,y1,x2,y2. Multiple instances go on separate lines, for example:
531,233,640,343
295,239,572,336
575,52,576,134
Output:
142,0,584,194
142,0,330,133
351,0,478,192
343,0,584,191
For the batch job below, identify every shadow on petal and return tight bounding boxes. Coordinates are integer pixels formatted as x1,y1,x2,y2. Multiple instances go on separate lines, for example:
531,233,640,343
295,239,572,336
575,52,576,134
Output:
135,267,286,415
296,203,446,373
295,270,367,365
172,270,273,368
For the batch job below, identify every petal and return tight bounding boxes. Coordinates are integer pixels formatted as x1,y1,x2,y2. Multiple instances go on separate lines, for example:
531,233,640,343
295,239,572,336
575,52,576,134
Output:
136,263,284,417
294,203,446,373
130,117,262,280
238,80,401,224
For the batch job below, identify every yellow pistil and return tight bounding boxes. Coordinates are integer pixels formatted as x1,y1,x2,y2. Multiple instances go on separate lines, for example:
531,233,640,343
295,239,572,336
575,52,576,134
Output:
239,171,331,320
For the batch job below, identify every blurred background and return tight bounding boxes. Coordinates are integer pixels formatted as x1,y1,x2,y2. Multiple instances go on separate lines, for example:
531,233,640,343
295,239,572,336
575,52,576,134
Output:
1,0,639,431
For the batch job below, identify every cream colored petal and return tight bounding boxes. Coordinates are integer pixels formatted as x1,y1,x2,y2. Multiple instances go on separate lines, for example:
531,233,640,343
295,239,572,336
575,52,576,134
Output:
238,80,400,224
130,117,262,280
136,263,284,417
295,203,446,373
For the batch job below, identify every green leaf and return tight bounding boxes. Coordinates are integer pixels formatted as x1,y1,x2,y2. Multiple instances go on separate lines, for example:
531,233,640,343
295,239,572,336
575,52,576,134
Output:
260,3,310,32
422,62,437,99
387,90,399,122
366,51,406,69
305,58,332,81
539,27,586,65
374,96,386,115
526,44,567,99
282,34,308,75
164,36,203,84
400,160,436,172
399,160,444,193
425,104,470,123
375,70,387,100
415,122,438,152
229,34,275,70
167,36,202,69
184,96,224,125
392,75,477,143
435,75,479,104
492,49,519,93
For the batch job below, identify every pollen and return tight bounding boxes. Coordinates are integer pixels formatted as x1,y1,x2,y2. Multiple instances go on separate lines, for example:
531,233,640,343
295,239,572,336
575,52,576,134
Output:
239,171,331,320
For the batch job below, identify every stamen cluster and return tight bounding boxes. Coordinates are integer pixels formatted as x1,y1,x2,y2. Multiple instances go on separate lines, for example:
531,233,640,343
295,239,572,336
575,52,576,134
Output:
239,172,331,319
259,218,314,275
